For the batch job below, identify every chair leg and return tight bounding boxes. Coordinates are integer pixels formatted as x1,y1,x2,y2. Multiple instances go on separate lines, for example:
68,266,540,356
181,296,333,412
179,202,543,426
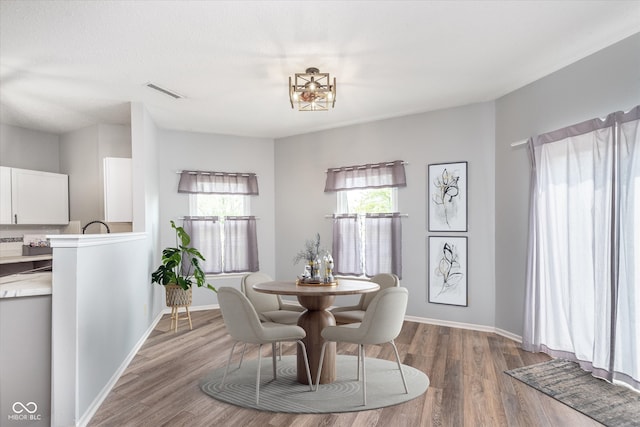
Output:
221,341,241,388
271,343,277,380
296,340,314,391
390,340,409,394
361,344,367,406
238,342,247,368
256,344,263,405
314,341,329,392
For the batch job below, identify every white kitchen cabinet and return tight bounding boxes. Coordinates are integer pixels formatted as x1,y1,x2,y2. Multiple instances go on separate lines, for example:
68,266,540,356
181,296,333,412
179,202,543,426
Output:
0,167,69,225
0,167,11,224
103,157,132,222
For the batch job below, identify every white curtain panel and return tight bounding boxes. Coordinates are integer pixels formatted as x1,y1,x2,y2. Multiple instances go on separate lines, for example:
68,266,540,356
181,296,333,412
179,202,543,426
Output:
364,213,402,278
183,217,223,274
331,214,363,276
223,216,259,273
524,106,639,391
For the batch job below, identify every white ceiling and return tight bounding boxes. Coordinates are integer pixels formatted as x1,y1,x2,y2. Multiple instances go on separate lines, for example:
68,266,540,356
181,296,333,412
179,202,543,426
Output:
1,1,639,139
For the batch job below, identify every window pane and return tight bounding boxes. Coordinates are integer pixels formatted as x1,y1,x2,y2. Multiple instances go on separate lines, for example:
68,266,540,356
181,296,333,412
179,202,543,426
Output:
339,188,395,214
192,194,246,217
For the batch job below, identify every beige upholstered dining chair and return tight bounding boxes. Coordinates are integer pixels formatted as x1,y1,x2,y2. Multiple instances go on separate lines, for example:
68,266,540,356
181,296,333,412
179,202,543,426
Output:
330,273,399,324
217,287,313,405
241,272,304,325
315,286,409,405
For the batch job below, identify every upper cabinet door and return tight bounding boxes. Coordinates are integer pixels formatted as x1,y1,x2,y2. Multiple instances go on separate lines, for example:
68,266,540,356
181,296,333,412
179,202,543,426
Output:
103,157,132,222
11,168,69,225
0,167,12,224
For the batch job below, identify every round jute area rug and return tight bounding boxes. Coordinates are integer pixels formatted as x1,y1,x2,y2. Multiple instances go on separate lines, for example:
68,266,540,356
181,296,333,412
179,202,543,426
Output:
200,355,429,413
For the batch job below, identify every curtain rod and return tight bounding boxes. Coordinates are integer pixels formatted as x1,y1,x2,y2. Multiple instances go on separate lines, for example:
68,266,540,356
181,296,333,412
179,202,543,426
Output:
177,216,260,220
324,213,408,218
176,170,257,176
325,161,408,172
510,139,529,148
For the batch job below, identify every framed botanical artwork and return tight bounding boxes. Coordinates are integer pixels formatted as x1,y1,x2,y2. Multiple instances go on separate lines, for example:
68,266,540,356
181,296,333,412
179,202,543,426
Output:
428,236,468,306
428,161,467,232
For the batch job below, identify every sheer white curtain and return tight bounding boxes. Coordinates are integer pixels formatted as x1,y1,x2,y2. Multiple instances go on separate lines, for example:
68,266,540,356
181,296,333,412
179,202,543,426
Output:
365,213,402,278
223,216,259,273
178,170,259,195
524,106,639,391
183,217,222,274
331,214,363,276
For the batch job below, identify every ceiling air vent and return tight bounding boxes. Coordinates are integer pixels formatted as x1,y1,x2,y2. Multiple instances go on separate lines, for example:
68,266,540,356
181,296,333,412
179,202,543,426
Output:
145,82,184,99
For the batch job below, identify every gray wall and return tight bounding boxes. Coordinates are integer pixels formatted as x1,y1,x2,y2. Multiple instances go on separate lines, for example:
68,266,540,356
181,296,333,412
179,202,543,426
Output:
156,128,276,306
0,124,66,238
494,32,640,335
59,124,131,227
0,124,60,172
275,102,496,327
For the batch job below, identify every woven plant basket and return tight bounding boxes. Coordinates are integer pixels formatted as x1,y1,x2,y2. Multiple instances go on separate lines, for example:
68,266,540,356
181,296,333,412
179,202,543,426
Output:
165,284,193,307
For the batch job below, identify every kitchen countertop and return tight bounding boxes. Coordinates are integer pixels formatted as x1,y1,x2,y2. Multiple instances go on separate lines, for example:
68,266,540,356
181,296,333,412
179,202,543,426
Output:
0,272,52,298
0,254,53,264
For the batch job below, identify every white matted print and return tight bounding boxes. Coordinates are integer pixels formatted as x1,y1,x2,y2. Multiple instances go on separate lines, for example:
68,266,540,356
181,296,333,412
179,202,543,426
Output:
428,161,467,232
428,236,468,306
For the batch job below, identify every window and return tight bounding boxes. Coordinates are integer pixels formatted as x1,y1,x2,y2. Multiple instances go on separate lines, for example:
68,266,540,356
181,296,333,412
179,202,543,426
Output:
178,170,259,275
326,160,406,278
190,194,248,217
337,187,396,214
336,188,398,277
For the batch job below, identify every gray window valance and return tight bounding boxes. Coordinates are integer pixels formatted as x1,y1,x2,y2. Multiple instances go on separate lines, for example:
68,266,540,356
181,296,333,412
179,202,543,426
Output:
324,160,406,192
178,170,259,195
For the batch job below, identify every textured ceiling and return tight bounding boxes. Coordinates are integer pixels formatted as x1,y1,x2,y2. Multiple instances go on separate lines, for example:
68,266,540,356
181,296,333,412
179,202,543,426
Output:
1,1,639,139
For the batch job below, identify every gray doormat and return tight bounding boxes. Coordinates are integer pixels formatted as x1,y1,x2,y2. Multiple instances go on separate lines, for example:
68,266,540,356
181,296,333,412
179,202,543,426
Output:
505,358,640,427
201,355,429,413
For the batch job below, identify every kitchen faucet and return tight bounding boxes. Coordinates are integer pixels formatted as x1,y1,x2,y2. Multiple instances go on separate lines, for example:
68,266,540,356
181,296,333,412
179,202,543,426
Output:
82,220,111,234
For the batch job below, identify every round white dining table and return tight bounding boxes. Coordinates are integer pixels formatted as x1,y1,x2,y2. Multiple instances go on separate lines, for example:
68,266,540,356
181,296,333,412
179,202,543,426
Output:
252,279,379,385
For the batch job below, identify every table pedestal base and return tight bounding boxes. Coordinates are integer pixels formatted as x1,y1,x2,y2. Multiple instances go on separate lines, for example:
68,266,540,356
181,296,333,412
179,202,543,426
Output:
297,295,336,385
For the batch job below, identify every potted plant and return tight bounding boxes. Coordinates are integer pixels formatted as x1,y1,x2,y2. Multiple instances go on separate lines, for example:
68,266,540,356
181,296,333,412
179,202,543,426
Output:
151,220,216,331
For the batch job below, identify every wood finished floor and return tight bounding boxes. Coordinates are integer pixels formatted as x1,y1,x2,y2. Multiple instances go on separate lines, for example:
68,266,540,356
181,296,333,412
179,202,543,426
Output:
88,309,602,427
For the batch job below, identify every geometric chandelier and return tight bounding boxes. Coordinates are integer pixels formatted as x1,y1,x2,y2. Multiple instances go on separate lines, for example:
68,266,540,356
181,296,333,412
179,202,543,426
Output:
289,67,336,111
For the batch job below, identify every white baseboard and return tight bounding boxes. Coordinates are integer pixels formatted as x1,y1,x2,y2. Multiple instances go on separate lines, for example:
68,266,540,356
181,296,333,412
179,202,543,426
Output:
494,327,523,343
404,315,523,343
162,303,219,314
77,310,165,427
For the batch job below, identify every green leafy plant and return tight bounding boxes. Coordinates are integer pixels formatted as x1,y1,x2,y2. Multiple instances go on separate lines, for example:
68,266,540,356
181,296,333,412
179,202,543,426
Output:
151,220,216,292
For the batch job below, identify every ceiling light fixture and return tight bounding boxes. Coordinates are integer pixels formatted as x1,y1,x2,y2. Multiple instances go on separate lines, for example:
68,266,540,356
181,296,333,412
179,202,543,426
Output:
289,67,336,111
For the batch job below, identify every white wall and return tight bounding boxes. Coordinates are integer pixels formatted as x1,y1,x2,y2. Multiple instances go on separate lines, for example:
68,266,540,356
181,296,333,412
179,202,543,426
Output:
130,102,163,319
156,128,276,306
49,233,149,427
494,32,640,336
275,102,496,327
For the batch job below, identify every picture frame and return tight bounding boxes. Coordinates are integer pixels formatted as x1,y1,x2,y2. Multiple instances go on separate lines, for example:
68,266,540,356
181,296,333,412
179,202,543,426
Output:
428,161,467,232
428,236,468,306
